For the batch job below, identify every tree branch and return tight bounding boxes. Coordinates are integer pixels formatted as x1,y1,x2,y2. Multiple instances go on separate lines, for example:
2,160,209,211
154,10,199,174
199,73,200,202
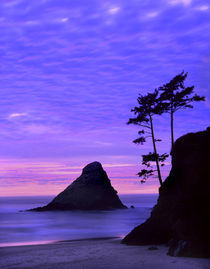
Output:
139,124,151,129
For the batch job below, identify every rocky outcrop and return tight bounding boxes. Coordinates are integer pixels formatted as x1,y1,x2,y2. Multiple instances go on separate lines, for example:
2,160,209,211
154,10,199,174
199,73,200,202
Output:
31,162,127,211
122,127,210,258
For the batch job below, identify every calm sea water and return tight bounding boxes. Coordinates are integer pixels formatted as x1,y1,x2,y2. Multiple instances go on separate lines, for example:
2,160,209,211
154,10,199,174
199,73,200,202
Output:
0,194,158,247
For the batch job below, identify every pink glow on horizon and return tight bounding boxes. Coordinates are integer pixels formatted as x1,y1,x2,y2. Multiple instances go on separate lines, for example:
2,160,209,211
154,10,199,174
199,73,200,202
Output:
0,181,159,197
0,159,167,196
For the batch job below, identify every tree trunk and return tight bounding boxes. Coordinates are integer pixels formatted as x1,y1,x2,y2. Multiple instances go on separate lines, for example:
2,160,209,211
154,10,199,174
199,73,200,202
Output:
171,109,174,150
149,115,163,186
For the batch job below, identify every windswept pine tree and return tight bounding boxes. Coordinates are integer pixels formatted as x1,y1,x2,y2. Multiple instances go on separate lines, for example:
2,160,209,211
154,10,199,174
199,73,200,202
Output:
128,90,168,186
159,71,205,150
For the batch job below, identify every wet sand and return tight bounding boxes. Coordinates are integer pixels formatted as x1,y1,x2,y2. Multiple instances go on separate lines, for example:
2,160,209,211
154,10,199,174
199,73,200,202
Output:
0,238,210,269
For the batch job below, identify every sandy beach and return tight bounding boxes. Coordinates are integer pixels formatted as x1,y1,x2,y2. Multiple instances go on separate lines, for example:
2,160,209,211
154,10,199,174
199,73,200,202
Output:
0,238,209,269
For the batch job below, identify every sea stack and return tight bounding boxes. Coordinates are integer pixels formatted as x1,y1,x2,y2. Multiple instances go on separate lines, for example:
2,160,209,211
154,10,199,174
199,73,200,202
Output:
32,161,127,211
122,127,210,258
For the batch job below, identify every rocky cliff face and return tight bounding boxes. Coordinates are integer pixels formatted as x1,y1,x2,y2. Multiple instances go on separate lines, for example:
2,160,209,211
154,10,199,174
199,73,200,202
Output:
32,162,127,211
122,127,210,258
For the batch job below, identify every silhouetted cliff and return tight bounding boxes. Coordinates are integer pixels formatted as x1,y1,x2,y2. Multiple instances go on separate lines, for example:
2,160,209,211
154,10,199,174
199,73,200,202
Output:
122,127,210,258
31,161,127,211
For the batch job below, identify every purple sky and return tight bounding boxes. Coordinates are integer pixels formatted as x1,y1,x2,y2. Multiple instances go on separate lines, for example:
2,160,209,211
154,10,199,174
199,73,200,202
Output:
0,0,209,195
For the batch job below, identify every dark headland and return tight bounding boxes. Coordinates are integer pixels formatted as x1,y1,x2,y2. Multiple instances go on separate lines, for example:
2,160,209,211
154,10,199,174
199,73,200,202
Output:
122,127,210,258
30,161,127,211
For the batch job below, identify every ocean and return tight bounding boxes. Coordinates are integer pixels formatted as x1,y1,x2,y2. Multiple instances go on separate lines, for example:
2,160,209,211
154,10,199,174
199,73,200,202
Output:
0,194,158,247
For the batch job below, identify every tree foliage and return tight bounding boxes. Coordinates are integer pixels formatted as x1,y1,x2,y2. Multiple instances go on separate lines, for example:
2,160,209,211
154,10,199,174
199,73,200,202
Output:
128,90,168,186
138,152,169,183
159,71,205,148
128,71,205,186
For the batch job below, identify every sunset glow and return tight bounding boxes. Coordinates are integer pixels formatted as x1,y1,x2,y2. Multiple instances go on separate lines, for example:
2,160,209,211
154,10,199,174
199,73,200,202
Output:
0,159,167,196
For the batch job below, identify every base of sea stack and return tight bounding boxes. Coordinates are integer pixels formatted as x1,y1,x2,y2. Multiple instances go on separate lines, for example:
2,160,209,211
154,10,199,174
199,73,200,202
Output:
122,128,210,258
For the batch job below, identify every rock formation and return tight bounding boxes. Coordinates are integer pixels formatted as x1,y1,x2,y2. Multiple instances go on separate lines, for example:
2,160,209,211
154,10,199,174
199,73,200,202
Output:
31,161,127,211
122,127,210,258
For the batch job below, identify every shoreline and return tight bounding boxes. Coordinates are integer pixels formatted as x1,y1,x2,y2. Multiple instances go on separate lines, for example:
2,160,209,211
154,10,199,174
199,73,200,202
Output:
0,236,121,248
0,238,209,269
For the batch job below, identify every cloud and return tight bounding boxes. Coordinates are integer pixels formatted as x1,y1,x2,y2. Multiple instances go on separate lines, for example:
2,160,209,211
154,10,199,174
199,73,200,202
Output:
108,6,121,15
141,10,161,20
8,113,28,119
60,17,69,22
146,11,160,18
23,124,56,135
167,0,192,6
196,5,209,11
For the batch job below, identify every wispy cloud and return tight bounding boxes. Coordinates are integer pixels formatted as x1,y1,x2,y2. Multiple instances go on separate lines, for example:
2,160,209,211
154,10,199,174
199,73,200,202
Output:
196,5,209,11
168,0,192,6
108,6,121,15
8,113,28,119
146,11,160,18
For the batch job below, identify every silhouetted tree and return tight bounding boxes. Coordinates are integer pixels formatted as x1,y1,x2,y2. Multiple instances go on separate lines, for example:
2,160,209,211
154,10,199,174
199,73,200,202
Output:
159,71,205,149
128,90,168,186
